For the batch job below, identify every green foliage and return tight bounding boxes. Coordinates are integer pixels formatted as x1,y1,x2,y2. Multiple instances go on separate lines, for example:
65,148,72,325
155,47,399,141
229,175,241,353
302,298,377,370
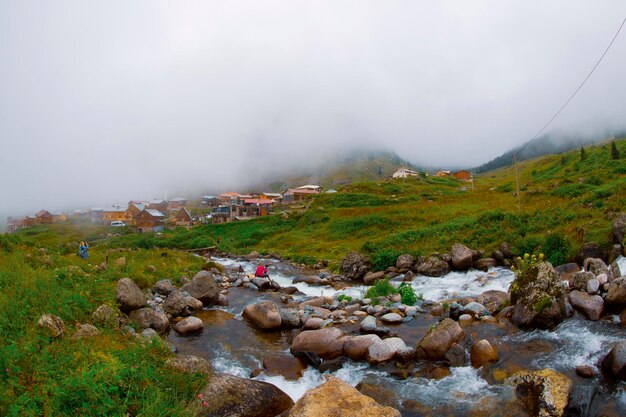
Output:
611,141,620,160
365,278,396,301
397,282,417,305
543,234,570,266
337,294,352,302
511,253,545,279
370,249,401,272
580,146,587,161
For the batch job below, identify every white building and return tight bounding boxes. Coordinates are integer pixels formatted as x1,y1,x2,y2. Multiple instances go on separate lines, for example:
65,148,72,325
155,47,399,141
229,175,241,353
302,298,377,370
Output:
392,167,419,179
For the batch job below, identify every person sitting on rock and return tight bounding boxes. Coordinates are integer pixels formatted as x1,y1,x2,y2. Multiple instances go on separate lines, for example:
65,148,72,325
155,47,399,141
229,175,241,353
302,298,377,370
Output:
255,263,269,278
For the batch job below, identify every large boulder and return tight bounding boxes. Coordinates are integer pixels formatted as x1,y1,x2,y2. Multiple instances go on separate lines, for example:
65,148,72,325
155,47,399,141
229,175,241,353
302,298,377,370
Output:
364,271,385,286
128,307,169,334
116,278,146,312
574,243,603,266
340,252,370,280
290,328,346,359
568,291,604,320
152,279,177,296
508,369,572,417
366,337,407,364
71,323,100,339
415,256,451,277
451,243,473,270
601,340,626,380
288,377,401,417
509,262,567,330
279,308,301,328
571,271,595,291
163,290,187,316
37,314,66,338
92,304,117,325
173,316,203,335
396,254,415,270
190,373,293,417
605,277,626,312
583,258,609,277
181,270,220,306
242,301,282,330
474,258,497,272
476,290,510,314
293,276,323,285
343,335,382,361
415,318,465,360
610,213,626,245
470,339,498,368
166,354,212,375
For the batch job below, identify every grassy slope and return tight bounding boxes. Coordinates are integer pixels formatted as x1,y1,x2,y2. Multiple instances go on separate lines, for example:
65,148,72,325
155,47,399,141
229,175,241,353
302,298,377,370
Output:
109,139,626,270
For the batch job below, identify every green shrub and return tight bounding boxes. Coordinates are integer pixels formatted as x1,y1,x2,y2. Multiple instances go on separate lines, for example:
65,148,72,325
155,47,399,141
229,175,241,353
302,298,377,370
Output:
365,278,396,302
337,294,352,302
397,282,416,305
370,249,400,272
543,234,570,266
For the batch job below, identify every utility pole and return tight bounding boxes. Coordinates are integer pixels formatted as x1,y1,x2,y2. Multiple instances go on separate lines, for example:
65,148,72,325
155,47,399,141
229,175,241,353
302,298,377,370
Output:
513,154,521,211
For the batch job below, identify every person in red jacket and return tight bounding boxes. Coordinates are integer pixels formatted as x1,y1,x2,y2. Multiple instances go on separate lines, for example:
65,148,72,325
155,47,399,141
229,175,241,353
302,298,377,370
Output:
255,263,269,278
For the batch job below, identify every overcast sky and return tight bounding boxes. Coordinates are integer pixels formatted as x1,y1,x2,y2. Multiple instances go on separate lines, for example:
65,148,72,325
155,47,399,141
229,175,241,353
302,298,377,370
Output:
1,1,626,218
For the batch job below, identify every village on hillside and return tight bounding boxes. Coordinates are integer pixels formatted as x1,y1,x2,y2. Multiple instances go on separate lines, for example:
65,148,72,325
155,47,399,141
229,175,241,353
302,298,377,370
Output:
6,169,472,234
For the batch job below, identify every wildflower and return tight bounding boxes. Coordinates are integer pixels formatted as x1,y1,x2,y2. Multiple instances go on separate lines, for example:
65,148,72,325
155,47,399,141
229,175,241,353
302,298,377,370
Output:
202,401,209,408
197,394,204,399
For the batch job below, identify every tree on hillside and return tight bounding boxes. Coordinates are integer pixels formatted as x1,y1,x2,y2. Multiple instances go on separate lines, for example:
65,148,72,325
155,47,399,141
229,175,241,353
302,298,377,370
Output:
611,141,620,160
580,146,586,161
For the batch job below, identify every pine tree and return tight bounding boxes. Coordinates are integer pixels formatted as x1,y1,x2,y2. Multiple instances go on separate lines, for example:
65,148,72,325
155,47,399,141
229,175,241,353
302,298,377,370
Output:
580,146,586,161
611,141,620,160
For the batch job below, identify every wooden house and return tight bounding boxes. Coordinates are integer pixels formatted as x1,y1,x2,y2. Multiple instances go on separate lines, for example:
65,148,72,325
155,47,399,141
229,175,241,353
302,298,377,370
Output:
89,208,105,223
102,207,127,223
36,210,53,224
261,192,283,202
243,198,275,217
210,205,232,224
51,213,68,223
7,217,27,233
202,195,221,207
175,207,193,226
147,199,168,213
136,209,165,232
168,197,187,209
435,170,452,177
453,170,472,181
296,185,323,192
125,203,145,225
282,188,319,204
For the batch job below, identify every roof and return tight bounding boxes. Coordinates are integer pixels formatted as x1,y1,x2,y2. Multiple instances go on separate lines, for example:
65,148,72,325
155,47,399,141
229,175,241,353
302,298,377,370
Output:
296,185,322,190
149,199,165,204
144,209,165,218
244,199,275,205
103,207,126,213
285,189,319,195
176,207,192,219
262,192,282,197
169,197,187,202
130,203,145,211
36,210,51,217
203,195,218,199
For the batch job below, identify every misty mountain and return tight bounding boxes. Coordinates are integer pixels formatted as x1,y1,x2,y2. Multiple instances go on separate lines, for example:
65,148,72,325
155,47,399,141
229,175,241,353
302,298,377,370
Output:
474,131,626,173
249,149,422,192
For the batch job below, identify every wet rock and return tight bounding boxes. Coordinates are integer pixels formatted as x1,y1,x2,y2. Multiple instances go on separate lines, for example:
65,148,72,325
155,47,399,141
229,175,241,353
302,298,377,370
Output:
129,307,169,334
508,368,572,417
360,315,377,333
72,323,100,339
415,256,451,277
292,351,322,368
586,278,600,294
574,243,603,266
461,301,489,317
403,270,416,281
396,254,415,271
217,294,229,306
190,373,293,417
474,257,497,272
568,291,604,320
605,277,626,311
116,277,146,312
555,263,580,284
564,384,596,417
575,365,597,378
451,243,473,270
163,290,187,316
242,301,282,330
356,377,400,409
340,251,370,281
416,318,465,360
288,377,401,417
251,278,272,290
583,258,609,277
279,308,301,328
380,313,402,324
303,317,323,330
492,249,505,263
596,273,608,286
263,354,307,380
293,275,322,285
343,334,382,361
476,290,510,314
181,270,220,306
510,262,567,330
601,340,626,380
37,314,66,338
610,261,622,282
610,212,626,245
174,316,203,335
470,339,498,368
367,337,407,364
458,314,473,326
290,328,346,359
608,244,622,265
500,242,513,259
92,304,116,325
244,251,260,260
152,279,177,296
140,328,158,339
443,342,466,367
571,271,594,291
185,296,204,312
166,354,212,375
364,271,386,286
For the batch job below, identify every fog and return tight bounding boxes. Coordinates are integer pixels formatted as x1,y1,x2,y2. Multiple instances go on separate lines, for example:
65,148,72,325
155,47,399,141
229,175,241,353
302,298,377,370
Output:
1,1,626,219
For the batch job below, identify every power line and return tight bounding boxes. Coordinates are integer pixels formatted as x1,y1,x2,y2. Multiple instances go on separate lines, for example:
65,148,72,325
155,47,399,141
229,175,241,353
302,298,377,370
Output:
517,15,626,155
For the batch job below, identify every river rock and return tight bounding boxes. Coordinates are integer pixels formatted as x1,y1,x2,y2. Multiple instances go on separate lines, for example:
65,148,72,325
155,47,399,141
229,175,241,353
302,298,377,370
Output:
610,261,622,282
416,318,465,360
290,328,346,359
476,290,510,314
174,316,203,335
72,323,100,339
364,271,385,286
609,244,623,265
288,377,401,417
356,377,401,409
470,339,498,368
37,314,66,338
343,334,382,361
303,317,323,330
129,307,169,334
584,258,609,277
92,304,116,325
586,278,600,294
474,258,497,272
360,315,377,333
605,277,626,311
152,279,177,296
263,354,307,380
185,296,204,312
564,384,597,417
601,340,626,380
510,262,567,330
568,290,604,320
190,373,293,417
280,308,301,328
610,212,626,245
574,243,603,266
243,301,282,330
340,251,369,281
116,278,146,312
508,368,572,417
396,254,415,270
596,273,608,286
555,263,580,284
181,270,220,306
163,290,187,316
293,275,322,285
451,243,473,270
166,354,212,375
575,365,597,378
443,342,466,367
461,301,489,317
367,337,407,364
380,313,403,324
415,256,451,277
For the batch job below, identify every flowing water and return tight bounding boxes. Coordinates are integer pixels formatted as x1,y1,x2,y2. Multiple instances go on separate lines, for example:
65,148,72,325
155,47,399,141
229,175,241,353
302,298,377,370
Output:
170,256,626,416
